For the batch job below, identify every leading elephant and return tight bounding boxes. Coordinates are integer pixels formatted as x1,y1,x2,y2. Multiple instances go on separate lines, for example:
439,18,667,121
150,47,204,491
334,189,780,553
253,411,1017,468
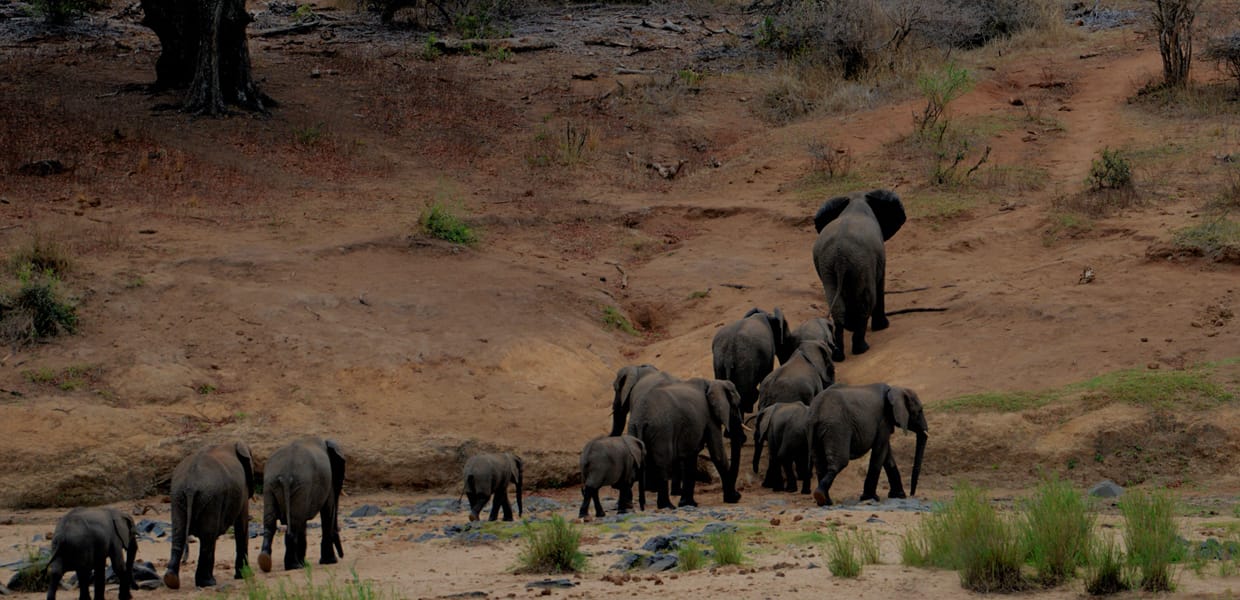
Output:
46,507,137,600
807,383,928,506
163,441,254,589
811,189,906,362
258,436,345,573
628,378,743,509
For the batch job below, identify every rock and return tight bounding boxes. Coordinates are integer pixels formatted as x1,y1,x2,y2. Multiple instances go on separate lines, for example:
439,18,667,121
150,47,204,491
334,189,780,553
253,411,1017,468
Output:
136,519,171,538
523,496,562,513
248,522,263,538
412,532,441,543
0,583,10,595
350,504,382,518
769,517,781,526
1009,97,1024,106
1089,480,1124,498
525,579,577,588
386,506,415,516
611,552,643,571
407,498,465,516
645,553,678,572
642,534,681,552
700,522,736,535
18,159,67,176
806,562,819,569
132,561,160,587
866,515,885,524
457,532,499,544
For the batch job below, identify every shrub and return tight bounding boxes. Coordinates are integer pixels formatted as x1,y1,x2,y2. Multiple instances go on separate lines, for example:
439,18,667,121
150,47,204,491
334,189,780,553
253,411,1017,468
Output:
373,0,512,36
1204,32,1240,91
601,306,638,335
709,531,745,566
677,540,705,571
901,485,1025,591
807,140,852,179
856,528,880,565
1121,489,1179,592
914,62,972,140
1172,218,1240,257
8,229,72,277
30,0,91,23
1086,148,1132,191
419,200,476,245
1021,476,1096,587
824,529,863,577
0,265,78,346
1148,0,1202,89
7,547,50,592
755,0,885,80
517,515,587,574
1084,537,1133,595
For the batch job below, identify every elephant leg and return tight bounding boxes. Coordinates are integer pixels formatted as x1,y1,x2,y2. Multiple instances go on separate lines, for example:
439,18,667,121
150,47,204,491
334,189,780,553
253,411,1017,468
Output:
194,535,218,588
669,476,682,496
797,454,812,495
782,459,798,493
812,433,848,507
233,507,250,580
467,493,487,522
283,518,305,570
677,455,698,508
259,496,277,573
860,446,889,502
163,499,188,590
761,448,781,489
75,568,90,600
45,560,64,600
616,484,631,515
850,326,870,356
112,545,133,600
319,504,339,565
872,260,889,331
92,556,106,600
487,492,502,522
578,487,593,519
654,477,673,510
883,451,907,499
499,490,514,522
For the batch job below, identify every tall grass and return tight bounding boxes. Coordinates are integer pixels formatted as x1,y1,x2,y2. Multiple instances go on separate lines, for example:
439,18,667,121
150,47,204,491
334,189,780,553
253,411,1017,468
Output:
900,485,1025,591
236,565,394,600
1121,489,1179,592
677,540,704,572
516,515,587,574
418,200,476,245
1083,537,1132,595
824,529,862,577
1022,476,1096,586
709,530,745,566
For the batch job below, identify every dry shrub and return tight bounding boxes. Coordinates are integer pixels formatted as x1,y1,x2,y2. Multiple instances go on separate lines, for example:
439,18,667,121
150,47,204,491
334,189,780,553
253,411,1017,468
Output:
807,140,853,179
1204,32,1240,92
1052,189,1141,218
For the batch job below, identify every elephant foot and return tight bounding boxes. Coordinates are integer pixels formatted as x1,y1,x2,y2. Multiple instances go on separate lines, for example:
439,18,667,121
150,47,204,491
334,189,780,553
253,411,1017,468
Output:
162,572,181,590
783,482,798,493
319,555,338,566
577,510,589,519
257,552,272,573
888,491,907,500
859,493,880,503
723,490,742,504
872,316,890,331
812,489,832,507
468,513,479,522
677,499,698,508
852,339,870,355
831,349,845,363
195,575,217,588
657,500,674,510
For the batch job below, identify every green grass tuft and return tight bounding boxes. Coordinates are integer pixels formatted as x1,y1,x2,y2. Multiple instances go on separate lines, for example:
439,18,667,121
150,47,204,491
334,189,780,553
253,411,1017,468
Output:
677,540,705,571
1022,476,1096,586
709,530,746,566
1121,489,1179,592
1083,537,1133,595
419,200,477,245
1,264,78,346
1172,218,1240,257
236,564,397,600
601,306,638,335
901,485,1025,591
516,515,587,574
824,529,865,577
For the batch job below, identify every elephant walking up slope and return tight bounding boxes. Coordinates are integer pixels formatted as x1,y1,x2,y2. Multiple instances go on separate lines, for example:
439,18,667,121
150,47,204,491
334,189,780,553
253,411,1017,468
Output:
755,340,835,413
711,308,795,416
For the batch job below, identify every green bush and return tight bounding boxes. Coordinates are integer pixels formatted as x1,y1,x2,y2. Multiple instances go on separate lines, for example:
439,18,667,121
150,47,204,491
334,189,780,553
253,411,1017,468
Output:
419,200,477,245
1121,489,1179,592
677,540,705,571
7,547,50,592
1022,476,1096,586
30,0,91,23
517,515,587,574
237,564,394,600
1,264,78,345
1083,537,1133,595
915,62,973,139
709,530,745,566
1086,148,1133,191
1172,218,1240,256
824,529,862,577
601,306,638,335
900,485,1025,591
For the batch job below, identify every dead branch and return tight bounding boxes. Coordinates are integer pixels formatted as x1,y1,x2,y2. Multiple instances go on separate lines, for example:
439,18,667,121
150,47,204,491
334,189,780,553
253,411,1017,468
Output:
433,37,556,54
886,307,950,316
721,283,750,290
886,286,931,294
255,21,322,38
604,260,628,289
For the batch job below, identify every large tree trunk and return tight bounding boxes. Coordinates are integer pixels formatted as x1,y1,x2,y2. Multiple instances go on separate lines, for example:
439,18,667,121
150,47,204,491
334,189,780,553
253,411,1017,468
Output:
140,0,270,115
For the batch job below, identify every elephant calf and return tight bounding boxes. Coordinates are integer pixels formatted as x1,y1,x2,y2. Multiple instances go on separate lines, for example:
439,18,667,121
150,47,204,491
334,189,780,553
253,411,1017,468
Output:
463,452,523,522
753,402,813,494
46,507,137,600
579,435,645,519
259,436,346,573
755,340,835,413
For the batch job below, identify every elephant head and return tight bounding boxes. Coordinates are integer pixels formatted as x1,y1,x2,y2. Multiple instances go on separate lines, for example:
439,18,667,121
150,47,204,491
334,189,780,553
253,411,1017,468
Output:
611,364,660,436
797,340,836,388
234,441,255,498
813,188,906,241
745,307,795,364
885,386,928,496
324,439,346,557
508,453,524,518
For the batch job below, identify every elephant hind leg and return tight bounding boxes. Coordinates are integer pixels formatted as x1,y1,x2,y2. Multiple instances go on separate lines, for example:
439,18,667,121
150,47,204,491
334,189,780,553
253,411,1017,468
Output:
75,568,90,600
194,535,218,588
578,487,593,519
676,456,698,508
498,490,514,522
883,450,907,499
319,505,339,565
112,545,133,600
782,459,798,493
467,493,487,522
45,560,64,600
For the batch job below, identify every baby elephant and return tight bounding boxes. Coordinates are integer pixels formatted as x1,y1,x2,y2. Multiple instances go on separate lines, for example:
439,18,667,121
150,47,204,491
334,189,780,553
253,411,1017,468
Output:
258,436,346,573
46,507,137,600
579,435,645,519
463,453,523,522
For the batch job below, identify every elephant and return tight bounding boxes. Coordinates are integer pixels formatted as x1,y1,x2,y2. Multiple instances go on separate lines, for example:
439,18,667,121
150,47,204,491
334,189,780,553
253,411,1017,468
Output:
792,316,837,352
811,189,906,362
463,453,523,522
807,383,928,507
46,507,137,600
608,364,679,437
752,402,813,494
578,435,645,518
258,436,345,573
628,378,743,509
754,340,836,413
711,307,796,416
162,441,254,590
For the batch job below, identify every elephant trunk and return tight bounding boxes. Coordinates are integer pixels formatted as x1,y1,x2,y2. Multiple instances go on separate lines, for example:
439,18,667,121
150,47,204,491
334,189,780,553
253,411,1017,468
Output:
609,407,626,437
910,431,927,497
751,430,763,474
516,467,524,518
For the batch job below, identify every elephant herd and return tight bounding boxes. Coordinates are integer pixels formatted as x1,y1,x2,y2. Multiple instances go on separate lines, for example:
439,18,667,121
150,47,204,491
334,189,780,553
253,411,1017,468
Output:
464,188,930,522
43,436,345,600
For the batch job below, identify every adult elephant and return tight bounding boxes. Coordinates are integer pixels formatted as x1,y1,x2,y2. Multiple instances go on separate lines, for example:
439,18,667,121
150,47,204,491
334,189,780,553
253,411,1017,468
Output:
628,378,743,509
258,436,345,573
711,308,796,416
163,442,254,589
752,402,812,494
811,189,906,362
755,340,835,413
609,364,678,437
792,317,836,352
807,383,928,507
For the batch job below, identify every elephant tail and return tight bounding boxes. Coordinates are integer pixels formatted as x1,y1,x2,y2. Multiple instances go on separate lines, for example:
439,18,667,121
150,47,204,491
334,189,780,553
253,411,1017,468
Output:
180,491,194,561
281,477,294,528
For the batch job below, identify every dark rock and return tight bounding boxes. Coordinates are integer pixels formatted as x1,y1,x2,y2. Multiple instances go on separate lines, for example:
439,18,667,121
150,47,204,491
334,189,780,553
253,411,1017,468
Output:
611,552,643,571
807,562,819,569
700,522,736,535
349,504,382,517
386,507,415,516
456,532,498,544
1088,480,1124,498
523,497,562,513
0,583,10,595
132,561,160,583
18,159,67,176
443,524,465,537
645,553,678,572
866,515,886,524
412,532,441,543
248,522,263,538
31,534,45,542
136,519,171,538
525,579,577,588
408,498,466,516
611,533,628,539
642,534,682,552
437,592,487,599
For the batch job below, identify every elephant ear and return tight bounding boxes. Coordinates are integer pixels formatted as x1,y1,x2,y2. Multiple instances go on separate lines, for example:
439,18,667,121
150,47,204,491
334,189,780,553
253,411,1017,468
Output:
742,307,765,319
885,385,911,433
771,307,794,364
612,366,644,434
234,442,255,498
111,511,136,548
705,380,732,436
805,341,836,388
865,189,906,241
626,437,645,467
813,195,851,233
325,439,346,498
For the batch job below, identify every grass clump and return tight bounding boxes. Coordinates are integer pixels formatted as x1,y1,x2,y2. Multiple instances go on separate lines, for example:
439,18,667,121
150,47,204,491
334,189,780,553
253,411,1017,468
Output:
1121,489,1179,592
915,62,973,140
601,306,638,335
677,540,705,572
901,485,1025,591
419,200,477,245
236,564,396,600
709,530,745,566
1022,476,1096,587
517,515,587,574
1084,537,1133,595
1,264,78,346
1086,148,1132,191
1172,218,1240,257
825,528,877,577
8,230,72,277
8,547,51,592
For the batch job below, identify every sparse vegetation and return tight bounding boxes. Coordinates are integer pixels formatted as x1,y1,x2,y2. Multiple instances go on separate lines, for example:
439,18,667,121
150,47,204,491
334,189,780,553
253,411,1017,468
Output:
372,0,512,36
709,530,746,566
7,230,72,277
1121,489,1179,592
1204,32,1240,92
8,547,50,592
1,264,78,346
557,122,591,166
915,62,973,140
807,140,852,180
1172,217,1240,258
294,124,326,147
901,485,1025,591
419,200,477,245
601,306,638,335
1084,537,1133,595
677,540,705,571
516,515,587,574
825,529,863,577
30,0,92,24
1086,148,1133,192
1021,476,1096,587
236,564,397,600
